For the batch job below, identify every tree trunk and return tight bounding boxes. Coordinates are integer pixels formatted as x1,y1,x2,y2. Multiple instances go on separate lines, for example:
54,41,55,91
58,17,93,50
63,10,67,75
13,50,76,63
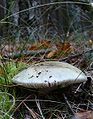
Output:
0,0,6,37
12,0,19,26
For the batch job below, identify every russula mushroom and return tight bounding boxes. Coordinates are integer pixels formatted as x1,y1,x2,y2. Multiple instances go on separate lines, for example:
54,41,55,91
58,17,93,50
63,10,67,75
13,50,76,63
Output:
12,61,87,90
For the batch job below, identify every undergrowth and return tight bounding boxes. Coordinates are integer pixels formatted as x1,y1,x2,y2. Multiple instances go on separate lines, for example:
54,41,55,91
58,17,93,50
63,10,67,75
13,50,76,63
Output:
0,1,93,119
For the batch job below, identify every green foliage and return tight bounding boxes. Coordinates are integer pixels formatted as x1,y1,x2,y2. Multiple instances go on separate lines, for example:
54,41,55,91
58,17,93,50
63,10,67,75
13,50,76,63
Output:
0,61,27,85
0,60,27,118
0,92,15,119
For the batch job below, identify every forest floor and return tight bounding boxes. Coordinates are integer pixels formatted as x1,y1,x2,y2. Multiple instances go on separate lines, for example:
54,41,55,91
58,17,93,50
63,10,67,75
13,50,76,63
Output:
0,39,93,119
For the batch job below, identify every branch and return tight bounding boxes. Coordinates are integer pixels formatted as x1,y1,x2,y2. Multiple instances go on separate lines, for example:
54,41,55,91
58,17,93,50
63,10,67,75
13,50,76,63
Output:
59,48,93,61
2,48,52,59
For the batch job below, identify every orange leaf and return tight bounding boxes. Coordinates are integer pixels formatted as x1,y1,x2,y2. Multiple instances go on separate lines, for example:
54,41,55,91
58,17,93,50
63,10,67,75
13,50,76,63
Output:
40,39,52,48
28,39,52,51
55,41,71,51
28,44,39,50
63,42,71,51
46,50,57,58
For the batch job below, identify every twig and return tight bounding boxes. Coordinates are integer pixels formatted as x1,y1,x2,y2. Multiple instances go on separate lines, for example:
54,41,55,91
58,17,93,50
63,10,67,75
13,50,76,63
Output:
59,48,93,61
13,95,31,113
2,49,52,59
23,102,40,119
2,48,93,62
35,99,45,119
63,94,75,115
64,97,83,119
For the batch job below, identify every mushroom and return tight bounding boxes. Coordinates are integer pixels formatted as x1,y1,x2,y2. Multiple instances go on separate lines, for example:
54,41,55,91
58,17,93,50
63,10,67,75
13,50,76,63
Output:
12,61,87,91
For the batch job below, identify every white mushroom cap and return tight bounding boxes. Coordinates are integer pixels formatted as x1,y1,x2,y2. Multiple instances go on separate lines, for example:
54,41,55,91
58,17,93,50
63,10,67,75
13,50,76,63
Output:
12,61,87,89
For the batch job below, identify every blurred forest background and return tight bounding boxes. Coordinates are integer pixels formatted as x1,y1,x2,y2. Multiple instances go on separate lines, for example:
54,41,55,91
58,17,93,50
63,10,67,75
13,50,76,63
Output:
0,0,93,42
0,1,93,119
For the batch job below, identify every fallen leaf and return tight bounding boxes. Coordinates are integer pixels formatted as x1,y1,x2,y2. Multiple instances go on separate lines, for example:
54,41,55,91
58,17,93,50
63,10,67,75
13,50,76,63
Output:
28,39,52,51
72,111,93,119
55,41,71,51
28,44,39,50
46,50,57,58
40,39,51,48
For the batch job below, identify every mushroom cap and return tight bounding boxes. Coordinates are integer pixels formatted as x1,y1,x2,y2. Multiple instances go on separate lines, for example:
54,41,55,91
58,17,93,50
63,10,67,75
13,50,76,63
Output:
12,61,87,89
